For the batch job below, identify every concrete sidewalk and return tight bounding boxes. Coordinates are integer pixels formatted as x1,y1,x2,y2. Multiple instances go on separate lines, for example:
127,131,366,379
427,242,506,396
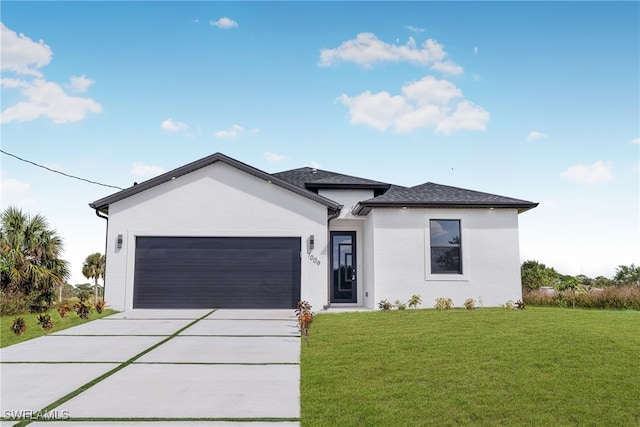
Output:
0,309,300,427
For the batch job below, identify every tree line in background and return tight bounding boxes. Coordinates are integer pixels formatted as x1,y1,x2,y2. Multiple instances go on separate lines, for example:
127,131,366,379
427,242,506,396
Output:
0,206,105,316
521,260,640,291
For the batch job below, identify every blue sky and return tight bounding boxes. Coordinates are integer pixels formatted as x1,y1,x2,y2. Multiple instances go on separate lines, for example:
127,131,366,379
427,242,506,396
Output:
2,1,638,285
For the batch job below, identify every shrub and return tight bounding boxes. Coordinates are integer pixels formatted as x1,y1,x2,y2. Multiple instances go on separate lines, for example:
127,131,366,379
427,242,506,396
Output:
75,300,92,319
296,301,313,339
407,295,422,309
95,300,107,313
514,300,525,310
0,290,36,316
523,286,640,310
378,299,393,311
394,300,407,310
463,298,475,310
37,313,55,330
504,300,515,310
10,317,27,335
434,297,453,310
57,304,71,318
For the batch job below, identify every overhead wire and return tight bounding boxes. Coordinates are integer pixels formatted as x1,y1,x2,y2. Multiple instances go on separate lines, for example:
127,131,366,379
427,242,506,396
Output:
0,149,124,190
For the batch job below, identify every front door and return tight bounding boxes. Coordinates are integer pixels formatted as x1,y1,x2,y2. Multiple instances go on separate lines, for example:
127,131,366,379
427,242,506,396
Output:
330,231,357,303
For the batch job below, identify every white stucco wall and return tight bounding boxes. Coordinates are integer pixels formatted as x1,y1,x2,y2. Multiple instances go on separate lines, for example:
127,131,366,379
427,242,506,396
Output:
318,189,373,220
368,208,523,308
104,162,330,311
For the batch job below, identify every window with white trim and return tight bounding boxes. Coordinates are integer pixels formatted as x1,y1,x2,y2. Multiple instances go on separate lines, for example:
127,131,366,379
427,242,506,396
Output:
429,219,462,274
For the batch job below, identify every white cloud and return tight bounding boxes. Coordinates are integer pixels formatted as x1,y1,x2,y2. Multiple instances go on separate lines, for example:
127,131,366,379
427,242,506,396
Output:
211,17,238,29
560,161,614,184
319,33,463,75
130,162,166,178
69,75,95,93
305,161,322,169
264,152,289,162
1,22,52,76
1,23,101,125
474,46,478,54
630,137,640,144
405,25,425,33
213,124,258,138
161,118,188,132
0,171,30,194
337,75,488,134
1,78,102,124
527,131,548,141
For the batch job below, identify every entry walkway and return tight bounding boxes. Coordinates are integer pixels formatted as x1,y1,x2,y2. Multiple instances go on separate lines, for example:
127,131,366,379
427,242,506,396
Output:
0,309,300,426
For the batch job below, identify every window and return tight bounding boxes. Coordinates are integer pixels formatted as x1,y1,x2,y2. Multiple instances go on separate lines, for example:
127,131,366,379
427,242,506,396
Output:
429,219,462,274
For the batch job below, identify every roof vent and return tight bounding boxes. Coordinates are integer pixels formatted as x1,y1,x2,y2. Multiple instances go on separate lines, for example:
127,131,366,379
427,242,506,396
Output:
312,168,317,173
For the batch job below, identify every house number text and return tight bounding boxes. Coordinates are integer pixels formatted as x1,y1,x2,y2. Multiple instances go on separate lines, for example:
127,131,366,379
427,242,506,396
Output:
308,254,321,266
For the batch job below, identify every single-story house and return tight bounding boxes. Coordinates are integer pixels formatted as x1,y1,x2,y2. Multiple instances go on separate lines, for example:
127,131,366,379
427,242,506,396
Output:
90,152,537,311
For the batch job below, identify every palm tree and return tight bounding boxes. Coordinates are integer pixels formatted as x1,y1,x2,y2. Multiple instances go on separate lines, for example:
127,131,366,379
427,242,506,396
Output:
82,252,105,302
0,206,70,308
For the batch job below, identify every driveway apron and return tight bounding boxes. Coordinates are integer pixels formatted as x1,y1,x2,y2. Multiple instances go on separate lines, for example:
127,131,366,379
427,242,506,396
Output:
0,309,300,427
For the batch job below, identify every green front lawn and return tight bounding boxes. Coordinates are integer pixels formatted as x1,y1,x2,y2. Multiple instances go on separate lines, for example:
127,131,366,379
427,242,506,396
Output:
301,307,640,426
0,308,117,348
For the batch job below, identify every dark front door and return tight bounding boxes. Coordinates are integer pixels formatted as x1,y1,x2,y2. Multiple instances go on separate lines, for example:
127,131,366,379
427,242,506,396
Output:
330,231,357,303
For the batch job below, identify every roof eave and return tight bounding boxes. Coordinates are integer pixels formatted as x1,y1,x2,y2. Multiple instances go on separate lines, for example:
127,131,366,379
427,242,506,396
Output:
352,201,539,216
305,183,391,191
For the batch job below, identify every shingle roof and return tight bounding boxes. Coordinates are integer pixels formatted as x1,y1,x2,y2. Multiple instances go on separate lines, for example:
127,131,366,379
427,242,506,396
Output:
273,167,390,191
90,153,341,213
90,153,537,216
352,182,538,215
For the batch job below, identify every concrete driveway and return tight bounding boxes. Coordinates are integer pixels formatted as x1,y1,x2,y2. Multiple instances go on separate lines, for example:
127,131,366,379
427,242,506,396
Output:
0,309,300,427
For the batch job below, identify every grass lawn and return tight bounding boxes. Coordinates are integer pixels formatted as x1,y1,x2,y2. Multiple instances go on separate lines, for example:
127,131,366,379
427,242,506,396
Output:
0,308,118,348
301,307,640,426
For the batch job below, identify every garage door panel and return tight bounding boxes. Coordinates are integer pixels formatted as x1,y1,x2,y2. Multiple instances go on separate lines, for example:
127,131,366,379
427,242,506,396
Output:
133,237,301,309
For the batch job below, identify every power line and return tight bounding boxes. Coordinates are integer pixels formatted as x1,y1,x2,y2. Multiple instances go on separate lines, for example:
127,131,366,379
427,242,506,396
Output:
0,149,124,190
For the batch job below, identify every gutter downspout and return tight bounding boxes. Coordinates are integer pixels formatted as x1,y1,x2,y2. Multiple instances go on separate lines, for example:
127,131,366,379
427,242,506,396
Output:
324,206,343,309
94,208,108,302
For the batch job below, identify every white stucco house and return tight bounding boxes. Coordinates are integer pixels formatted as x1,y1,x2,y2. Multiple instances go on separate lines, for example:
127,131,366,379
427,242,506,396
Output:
90,152,537,311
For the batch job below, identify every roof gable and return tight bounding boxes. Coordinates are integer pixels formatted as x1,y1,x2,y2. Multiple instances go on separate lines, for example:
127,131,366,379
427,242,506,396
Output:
90,153,341,213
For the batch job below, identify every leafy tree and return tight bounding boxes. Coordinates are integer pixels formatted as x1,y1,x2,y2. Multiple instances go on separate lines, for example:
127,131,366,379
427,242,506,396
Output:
557,275,582,291
614,264,640,286
82,253,105,302
592,276,614,288
0,206,69,311
521,260,559,290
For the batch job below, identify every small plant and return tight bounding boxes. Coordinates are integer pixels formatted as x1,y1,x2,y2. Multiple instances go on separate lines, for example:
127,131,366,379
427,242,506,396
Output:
37,313,55,330
464,298,475,310
296,301,314,339
434,297,453,310
514,300,525,310
10,317,27,335
75,300,92,319
95,300,107,313
57,304,71,318
394,300,406,310
378,299,393,310
407,294,422,309
504,300,515,309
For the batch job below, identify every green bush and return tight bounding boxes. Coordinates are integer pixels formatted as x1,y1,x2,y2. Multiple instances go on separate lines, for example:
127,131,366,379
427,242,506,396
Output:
0,290,35,316
378,299,393,311
407,295,422,309
434,297,453,310
74,300,92,319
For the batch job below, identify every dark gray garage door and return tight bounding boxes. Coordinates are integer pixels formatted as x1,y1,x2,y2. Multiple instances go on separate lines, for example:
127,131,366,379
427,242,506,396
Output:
133,237,301,309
